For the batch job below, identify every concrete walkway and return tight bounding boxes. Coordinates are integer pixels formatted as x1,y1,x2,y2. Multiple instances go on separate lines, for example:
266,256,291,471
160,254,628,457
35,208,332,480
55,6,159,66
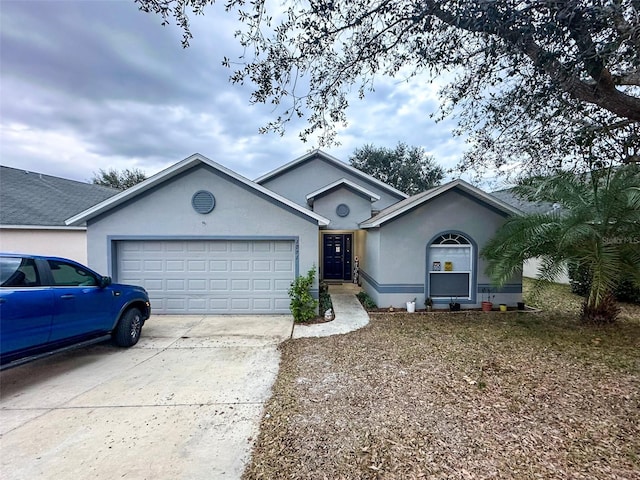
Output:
292,283,370,338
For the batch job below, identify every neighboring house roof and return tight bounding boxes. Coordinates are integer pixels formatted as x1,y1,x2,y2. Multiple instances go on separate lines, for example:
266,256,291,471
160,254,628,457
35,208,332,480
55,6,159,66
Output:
305,178,381,206
255,149,409,200
0,165,119,228
490,188,560,215
66,153,330,227
360,179,522,228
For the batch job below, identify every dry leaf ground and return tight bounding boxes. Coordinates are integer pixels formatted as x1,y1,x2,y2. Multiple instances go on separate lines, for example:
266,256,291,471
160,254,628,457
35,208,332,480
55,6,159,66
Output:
243,279,640,479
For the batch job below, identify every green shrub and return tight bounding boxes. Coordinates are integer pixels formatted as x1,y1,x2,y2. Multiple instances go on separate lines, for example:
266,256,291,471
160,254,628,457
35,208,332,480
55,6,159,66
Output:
615,279,640,304
569,262,640,304
356,291,377,309
567,262,591,296
319,281,333,314
288,267,319,323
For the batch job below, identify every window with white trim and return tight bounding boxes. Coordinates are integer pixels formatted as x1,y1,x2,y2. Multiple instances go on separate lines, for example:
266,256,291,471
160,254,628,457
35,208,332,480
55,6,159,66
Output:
429,233,472,300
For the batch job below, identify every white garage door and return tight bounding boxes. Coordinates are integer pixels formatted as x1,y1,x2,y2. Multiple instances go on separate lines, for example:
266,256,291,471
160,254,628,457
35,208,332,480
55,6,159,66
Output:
117,240,295,314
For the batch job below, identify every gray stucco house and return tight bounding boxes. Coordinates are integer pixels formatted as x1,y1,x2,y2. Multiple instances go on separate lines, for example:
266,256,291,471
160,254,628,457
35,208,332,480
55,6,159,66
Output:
67,151,523,314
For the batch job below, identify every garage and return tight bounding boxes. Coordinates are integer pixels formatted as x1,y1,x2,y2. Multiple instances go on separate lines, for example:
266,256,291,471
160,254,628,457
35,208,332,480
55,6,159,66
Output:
66,154,328,316
117,239,296,314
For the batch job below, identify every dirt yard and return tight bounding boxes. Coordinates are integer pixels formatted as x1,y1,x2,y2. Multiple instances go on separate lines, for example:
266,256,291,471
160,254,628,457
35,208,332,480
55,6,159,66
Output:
243,281,640,479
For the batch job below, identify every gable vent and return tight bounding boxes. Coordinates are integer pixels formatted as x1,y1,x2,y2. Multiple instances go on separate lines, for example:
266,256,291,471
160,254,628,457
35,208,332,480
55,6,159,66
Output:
192,190,216,214
336,203,350,217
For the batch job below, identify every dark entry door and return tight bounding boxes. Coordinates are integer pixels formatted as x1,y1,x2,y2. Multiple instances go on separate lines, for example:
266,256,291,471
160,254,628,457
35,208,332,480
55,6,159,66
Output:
323,234,352,281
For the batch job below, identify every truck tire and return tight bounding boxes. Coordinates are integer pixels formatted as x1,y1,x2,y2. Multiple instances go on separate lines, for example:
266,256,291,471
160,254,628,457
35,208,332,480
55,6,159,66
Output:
114,308,142,347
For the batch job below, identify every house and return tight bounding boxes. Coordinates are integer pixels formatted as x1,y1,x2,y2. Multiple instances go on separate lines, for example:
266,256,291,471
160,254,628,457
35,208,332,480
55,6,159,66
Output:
66,151,524,314
0,166,118,264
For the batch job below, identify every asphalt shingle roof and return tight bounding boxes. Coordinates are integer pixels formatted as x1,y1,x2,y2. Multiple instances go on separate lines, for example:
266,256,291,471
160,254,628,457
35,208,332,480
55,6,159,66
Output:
490,188,557,215
0,166,119,227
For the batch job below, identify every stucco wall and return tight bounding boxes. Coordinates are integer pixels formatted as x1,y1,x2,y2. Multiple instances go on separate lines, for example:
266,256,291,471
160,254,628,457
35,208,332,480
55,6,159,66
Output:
312,187,374,230
260,156,404,211
361,188,522,309
0,228,88,264
85,165,320,288
524,258,570,284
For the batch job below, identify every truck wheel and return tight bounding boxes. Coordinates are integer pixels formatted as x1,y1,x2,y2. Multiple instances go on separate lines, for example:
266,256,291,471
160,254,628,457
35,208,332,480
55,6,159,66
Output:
114,308,142,347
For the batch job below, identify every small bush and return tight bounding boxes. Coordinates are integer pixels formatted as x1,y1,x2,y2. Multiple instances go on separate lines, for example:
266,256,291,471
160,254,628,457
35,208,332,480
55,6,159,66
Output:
569,262,640,304
567,262,591,296
356,291,377,309
319,281,333,314
288,267,319,323
581,293,621,324
615,279,640,304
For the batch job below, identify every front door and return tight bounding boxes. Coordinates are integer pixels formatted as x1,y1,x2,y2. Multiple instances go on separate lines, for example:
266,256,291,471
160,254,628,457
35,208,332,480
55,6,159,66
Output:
323,234,352,281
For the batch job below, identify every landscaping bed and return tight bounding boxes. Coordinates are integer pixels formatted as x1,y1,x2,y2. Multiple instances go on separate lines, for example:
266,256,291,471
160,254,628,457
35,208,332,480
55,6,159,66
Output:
243,280,640,479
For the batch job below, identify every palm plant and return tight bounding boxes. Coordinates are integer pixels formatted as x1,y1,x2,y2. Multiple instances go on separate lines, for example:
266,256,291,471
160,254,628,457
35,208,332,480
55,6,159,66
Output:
482,165,640,323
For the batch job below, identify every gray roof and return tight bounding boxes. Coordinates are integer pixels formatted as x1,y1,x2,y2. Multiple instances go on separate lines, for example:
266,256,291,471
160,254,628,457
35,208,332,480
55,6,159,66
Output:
0,166,119,227
490,188,558,215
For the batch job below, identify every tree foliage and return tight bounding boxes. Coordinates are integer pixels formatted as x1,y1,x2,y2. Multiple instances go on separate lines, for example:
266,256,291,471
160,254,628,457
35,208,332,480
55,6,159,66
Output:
481,164,640,323
349,143,444,195
91,168,147,190
136,0,640,174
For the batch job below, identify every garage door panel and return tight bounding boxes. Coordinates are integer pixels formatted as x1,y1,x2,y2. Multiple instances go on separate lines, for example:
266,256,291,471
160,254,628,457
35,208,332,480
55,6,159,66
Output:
166,278,186,289
274,260,293,271
253,298,271,309
210,260,227,271
231,242,250,252
231,298,250,310
143,260,163,271
231,279,251,291
166,298,186,310
231,260,250,272
187,260,207,271
210,279,228,291
187,279,207,291
187,298,207,310
252,260,271,271
274,242,293,252
274,298,290,310
185,242,205,253
117,240,295,314
274,279,291,290
143,242,163,252
166,260,185,271
253,279,271,291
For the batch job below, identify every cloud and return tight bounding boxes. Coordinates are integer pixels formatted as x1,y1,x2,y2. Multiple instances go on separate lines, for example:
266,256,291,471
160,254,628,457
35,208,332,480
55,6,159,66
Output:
0,0,470,185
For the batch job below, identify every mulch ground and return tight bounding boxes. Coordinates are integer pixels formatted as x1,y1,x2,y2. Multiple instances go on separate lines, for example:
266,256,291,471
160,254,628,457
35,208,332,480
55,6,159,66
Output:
243,282,640,479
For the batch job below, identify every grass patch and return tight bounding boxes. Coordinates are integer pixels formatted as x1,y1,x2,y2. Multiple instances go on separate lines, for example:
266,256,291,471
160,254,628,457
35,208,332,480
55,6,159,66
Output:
244,279,640,479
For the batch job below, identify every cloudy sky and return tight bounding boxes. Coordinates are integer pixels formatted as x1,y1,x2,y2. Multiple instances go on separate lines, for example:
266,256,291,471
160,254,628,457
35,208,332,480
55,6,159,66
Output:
1,0,472,185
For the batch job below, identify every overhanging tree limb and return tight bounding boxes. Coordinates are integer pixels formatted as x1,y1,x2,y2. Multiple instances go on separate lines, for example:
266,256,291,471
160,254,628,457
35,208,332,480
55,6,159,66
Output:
136,0,640,171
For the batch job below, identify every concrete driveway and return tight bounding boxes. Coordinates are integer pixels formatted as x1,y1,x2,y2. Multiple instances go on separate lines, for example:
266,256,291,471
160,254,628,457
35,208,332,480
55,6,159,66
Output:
0,315,293,480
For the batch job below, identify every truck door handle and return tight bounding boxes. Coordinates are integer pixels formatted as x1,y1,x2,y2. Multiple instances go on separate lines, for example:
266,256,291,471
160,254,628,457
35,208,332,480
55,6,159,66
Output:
60,294,75,300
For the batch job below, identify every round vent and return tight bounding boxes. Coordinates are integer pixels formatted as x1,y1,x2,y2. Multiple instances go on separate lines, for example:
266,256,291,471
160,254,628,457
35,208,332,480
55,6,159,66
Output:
336,203,350,217
192,190,216,214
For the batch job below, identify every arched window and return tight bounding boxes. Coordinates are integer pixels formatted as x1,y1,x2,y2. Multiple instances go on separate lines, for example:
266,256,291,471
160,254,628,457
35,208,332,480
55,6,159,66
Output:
428,232,473,300
432,233,470,245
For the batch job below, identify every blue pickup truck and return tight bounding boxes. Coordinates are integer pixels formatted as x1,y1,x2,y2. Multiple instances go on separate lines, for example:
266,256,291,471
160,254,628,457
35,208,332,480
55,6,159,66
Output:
0,253,150,369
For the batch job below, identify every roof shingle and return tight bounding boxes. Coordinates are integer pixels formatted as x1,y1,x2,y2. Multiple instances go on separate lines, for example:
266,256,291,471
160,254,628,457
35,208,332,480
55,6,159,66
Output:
0,166,119,227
